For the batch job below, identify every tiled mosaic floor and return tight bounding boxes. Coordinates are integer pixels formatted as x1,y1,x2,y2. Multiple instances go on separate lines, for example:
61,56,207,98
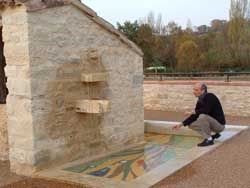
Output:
64,133,202,182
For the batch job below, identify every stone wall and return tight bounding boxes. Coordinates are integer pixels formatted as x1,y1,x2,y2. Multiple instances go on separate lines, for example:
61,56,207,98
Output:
0,104,8,160
1,4,144,175
2,6,36,174
144,81,250,117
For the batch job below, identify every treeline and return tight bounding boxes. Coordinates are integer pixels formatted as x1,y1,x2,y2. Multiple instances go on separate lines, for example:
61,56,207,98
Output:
117,0,250,72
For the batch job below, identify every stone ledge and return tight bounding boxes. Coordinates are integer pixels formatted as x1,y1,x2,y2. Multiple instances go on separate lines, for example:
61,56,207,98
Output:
144,120,201,137
81,72,109,82
75,99,110,114
144,80,250,86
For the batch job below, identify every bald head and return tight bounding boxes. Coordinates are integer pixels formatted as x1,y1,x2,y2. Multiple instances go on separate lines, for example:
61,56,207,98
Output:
193,82,207,97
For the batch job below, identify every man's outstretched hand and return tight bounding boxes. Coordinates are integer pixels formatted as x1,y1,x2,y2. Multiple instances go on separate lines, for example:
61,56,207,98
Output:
172,124,182,130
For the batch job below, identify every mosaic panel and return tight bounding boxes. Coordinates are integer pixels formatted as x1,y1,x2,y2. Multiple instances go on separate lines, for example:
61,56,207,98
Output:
64,133,201,182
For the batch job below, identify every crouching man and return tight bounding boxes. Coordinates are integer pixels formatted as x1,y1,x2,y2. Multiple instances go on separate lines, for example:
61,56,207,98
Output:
173,83,226,147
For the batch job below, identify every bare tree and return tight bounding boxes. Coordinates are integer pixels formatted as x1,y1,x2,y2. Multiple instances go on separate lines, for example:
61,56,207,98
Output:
228,0,250,66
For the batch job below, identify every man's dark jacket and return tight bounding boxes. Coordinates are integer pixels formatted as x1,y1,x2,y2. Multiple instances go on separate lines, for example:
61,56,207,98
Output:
182,93,226,126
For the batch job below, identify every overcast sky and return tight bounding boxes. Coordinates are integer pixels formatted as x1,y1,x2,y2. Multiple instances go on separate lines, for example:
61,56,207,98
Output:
82,0,231,28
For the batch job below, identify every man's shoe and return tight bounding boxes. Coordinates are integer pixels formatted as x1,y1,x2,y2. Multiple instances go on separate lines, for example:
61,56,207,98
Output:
212,133,221,140
197,139,214,147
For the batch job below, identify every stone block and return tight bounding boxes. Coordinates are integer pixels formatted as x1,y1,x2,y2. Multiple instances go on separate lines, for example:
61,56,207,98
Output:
7,117,33,137
9,135,34,151
0,105,9,161
75,99,110,114
10,160,37,176
6,96,32,117
9,148,35,165
5,65,31,79
81,72,109,82
4,55,30,66
6,79,31,97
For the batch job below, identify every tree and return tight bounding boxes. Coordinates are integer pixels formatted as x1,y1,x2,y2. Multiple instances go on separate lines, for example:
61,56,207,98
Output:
166,21,182,35
175,31,195,51
164,22,182,70
176,40,204,72
186,19,193,33
228,0,250,67
211,19,227,32
136,24,155,68
139,11,167,35
147,11,155,30
118,6,250,72
196,24,232,71
196,25,210,34
155,13,163,34
117,21,139,42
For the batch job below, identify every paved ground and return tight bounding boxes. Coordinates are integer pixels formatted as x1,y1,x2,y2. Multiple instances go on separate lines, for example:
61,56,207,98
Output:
0,110,249,188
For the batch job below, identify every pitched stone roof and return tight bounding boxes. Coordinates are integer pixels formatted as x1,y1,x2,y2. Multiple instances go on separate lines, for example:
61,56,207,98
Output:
0,0,143,56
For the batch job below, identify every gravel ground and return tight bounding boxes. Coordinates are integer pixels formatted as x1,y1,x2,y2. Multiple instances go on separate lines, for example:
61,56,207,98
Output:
0,179,90,188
